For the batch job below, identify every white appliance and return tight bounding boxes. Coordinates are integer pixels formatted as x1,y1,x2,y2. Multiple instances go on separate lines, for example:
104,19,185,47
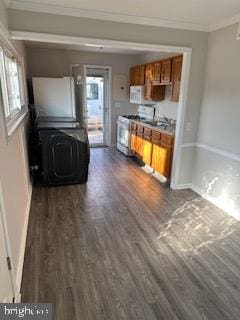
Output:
117,105,155,156
32,77,75,118
130,86,155,105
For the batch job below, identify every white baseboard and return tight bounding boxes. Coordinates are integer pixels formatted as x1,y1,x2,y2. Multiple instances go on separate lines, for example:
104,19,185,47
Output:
170,183,191,190
15,184,33,299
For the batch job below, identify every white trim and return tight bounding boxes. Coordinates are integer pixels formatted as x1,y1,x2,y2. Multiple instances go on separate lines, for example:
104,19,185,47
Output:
10,31,192,54
171,182,191,190
0,181,15,302
181,142,240,162
170,51,192,189
15,184,32,296
86,65,112,147
209,13,240,32
8,0,209,32
0,21,18,56
11,31,191,189
6,107,28,139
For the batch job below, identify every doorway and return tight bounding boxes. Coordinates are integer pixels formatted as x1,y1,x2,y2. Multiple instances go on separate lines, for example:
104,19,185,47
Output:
86,67,111,147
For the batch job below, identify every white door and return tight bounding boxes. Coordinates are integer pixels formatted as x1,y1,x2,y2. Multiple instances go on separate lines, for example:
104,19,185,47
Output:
87,67,110,147
0,186,14,302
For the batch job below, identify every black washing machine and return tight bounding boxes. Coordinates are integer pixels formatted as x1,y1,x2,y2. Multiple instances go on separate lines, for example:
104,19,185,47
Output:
37,118,90,186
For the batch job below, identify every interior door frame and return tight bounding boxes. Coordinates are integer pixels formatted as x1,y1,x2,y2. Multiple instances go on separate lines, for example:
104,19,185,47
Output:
86,65,112,147
0,181,15,302
13,31,193,189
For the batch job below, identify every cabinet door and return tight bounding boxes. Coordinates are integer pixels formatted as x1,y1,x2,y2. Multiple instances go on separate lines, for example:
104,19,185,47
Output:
130,132,137,154
151,143,173,178
153,61,161,84
133,66,140,85
160,143,173,178
139,65,145,85
145,82,152,100
145,63,154,82
171,55,183,101
161,59,172,84
136,135,144,158
142,139,152,166
130,67,135,86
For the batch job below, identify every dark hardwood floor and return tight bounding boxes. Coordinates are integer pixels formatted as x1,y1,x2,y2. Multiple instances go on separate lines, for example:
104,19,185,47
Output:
21,147,240,320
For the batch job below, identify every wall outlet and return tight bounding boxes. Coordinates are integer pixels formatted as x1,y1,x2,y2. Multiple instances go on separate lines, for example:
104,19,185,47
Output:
186,121,192,131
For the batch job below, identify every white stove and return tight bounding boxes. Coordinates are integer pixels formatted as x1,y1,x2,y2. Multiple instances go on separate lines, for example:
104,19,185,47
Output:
117,106,155,156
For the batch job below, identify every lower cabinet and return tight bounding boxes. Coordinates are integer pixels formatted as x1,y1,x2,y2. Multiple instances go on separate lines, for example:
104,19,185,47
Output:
130,123,174,179
135,135,144,158
130,132,137,155
142,139,152,166
151,143,173,178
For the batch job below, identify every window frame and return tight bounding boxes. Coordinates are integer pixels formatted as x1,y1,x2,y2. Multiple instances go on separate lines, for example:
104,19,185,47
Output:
0,45,27,138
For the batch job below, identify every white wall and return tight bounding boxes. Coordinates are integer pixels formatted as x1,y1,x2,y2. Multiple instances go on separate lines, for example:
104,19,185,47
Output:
192,24,240,218
0,0,31,297
26,46,140,144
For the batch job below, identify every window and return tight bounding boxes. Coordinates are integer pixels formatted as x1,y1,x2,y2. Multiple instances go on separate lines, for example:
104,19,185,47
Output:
0,47,25,121
87,83,99,100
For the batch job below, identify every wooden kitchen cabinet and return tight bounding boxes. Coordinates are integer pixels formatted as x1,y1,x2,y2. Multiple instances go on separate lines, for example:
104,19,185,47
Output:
130,133,136,155
153,61,161,84
142,139,152,166
130,67,135,86
161,58,172,84
139,65,145,85
135,135,144,158
145,63,154,82
151,143,173,179
171,55,183,101
130,65,145,86
130,124,174,179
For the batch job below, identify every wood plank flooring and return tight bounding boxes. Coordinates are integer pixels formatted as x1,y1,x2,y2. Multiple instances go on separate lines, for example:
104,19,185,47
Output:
21,147,240,320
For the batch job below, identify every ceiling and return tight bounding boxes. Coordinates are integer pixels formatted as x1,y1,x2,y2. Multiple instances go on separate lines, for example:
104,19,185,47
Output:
24,41,178,57
6,0,240,31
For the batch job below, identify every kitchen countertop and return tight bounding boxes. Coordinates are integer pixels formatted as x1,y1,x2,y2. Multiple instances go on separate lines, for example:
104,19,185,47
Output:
130,119,175,136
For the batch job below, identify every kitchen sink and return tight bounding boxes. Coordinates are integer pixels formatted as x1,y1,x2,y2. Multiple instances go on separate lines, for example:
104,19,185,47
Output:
145,121,170,127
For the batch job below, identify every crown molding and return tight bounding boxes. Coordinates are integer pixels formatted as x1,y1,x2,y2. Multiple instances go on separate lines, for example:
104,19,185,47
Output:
8,0,209,32
209,13,240,31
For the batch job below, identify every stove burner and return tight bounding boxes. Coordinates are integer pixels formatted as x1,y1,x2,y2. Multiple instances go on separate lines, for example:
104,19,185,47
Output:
121,115,146,120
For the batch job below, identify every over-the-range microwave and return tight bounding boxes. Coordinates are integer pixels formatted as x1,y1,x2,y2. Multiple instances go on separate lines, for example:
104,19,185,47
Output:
130,86,156,105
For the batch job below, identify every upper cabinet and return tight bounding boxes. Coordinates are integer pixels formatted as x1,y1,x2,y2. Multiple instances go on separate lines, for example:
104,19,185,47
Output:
160,58,172,84
153,61,161,85
130,65,145,86
129,55,182,102
171,55,183,101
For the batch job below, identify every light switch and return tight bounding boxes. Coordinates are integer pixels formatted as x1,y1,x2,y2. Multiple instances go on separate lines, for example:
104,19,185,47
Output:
115,102,121,108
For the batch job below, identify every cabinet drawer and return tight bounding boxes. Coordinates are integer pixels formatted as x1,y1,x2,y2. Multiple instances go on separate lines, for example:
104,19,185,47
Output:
144,127,152,138
152,130,161,142
131,122,137,131
161,133,174,146
137,125,144,134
